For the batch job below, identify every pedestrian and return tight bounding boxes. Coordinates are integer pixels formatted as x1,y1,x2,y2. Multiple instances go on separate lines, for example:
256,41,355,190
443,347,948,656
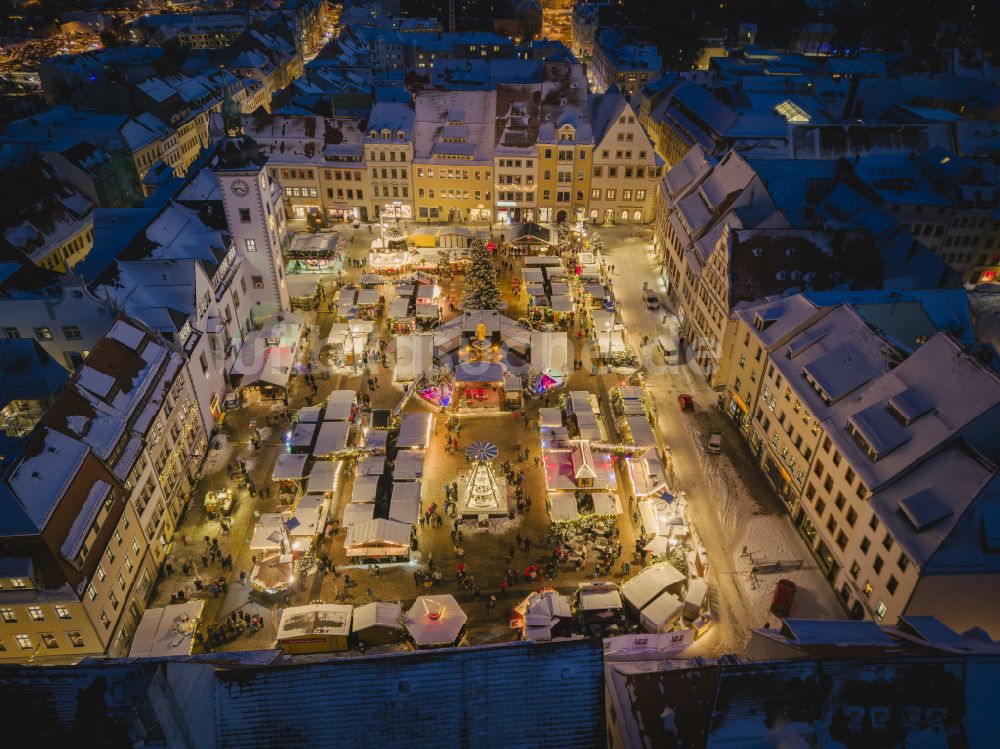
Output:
165,562,174,575
240,569,247,584
201,555,209,568
180,534,187,546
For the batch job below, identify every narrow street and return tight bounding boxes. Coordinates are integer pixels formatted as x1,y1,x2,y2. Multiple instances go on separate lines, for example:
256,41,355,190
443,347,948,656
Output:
600,226,843,654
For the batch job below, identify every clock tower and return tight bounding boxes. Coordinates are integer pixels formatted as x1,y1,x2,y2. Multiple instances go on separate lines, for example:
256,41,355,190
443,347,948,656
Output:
213,91,290,316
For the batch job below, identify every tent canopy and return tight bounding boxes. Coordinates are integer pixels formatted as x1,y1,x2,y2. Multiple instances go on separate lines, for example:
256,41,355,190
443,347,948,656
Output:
405,594,467,646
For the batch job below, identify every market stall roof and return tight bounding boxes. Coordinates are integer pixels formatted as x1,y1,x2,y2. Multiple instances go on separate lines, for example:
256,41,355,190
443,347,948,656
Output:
276,604,352,642
590,309,615,331
524,255,562,267
592,492,621,516
356,288,380,306
522,268,545,284
540,408,563,428
549,494,579,522
298,405,322,423
272,452,308,482
577,582,623,612
351,475,380,503
584,282,610,299
526,283,547,298
543,448,616,491
325,390,356,421
359,273,386,286
549,282,570,296
288,494,325,539
250,514,288,551
454,362,503,383
389,495,421,524
388,298,411,319
306,460,340,494
230,314,304,389
416,283,438,299
362,429,389,453
521,590,572,628
630,456,667,499
314,421,351,456
391,480,421,502
640,592,684,634
405,594,467,647
286,274,319,299
289,421,317,451
397,412,432,449
342,502,375,528
621,563,686,611
415,303,440,318
230,344,295,390
574,411,603,441
549,294,574,313
509,222,551,245
394,333,435,382
503,373,522,392
289,231,339,254
623,415,657,449
393,450,425,481
596,329,628,354
344,518,412,556
353,601,402,633
128,600,203,658
357,455,386,476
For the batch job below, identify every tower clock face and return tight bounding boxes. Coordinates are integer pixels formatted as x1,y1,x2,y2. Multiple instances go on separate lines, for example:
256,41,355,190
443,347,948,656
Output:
231,179,250,197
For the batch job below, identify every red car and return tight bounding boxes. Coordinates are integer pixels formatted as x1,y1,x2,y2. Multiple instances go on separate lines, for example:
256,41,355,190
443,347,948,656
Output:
770,579,797,618
677,394,694,412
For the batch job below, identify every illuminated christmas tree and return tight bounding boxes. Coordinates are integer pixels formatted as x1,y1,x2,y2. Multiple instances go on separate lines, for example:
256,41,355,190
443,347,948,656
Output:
461,239,501,310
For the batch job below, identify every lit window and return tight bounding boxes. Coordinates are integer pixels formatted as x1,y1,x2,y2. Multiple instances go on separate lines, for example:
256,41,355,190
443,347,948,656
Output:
874,600,887,621
775,99,811,123
55,606,71,620
27,606,43,621
14,634,32,650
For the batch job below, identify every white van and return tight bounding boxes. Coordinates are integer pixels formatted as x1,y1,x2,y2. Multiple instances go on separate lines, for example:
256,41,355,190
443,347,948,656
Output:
643,288,660,309
656,336,681,365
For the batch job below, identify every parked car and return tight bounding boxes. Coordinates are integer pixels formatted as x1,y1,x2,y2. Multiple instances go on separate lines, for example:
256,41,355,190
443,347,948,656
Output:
677,394,694,412
643,288,660,309
706,432,723,454
770,579,798,618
